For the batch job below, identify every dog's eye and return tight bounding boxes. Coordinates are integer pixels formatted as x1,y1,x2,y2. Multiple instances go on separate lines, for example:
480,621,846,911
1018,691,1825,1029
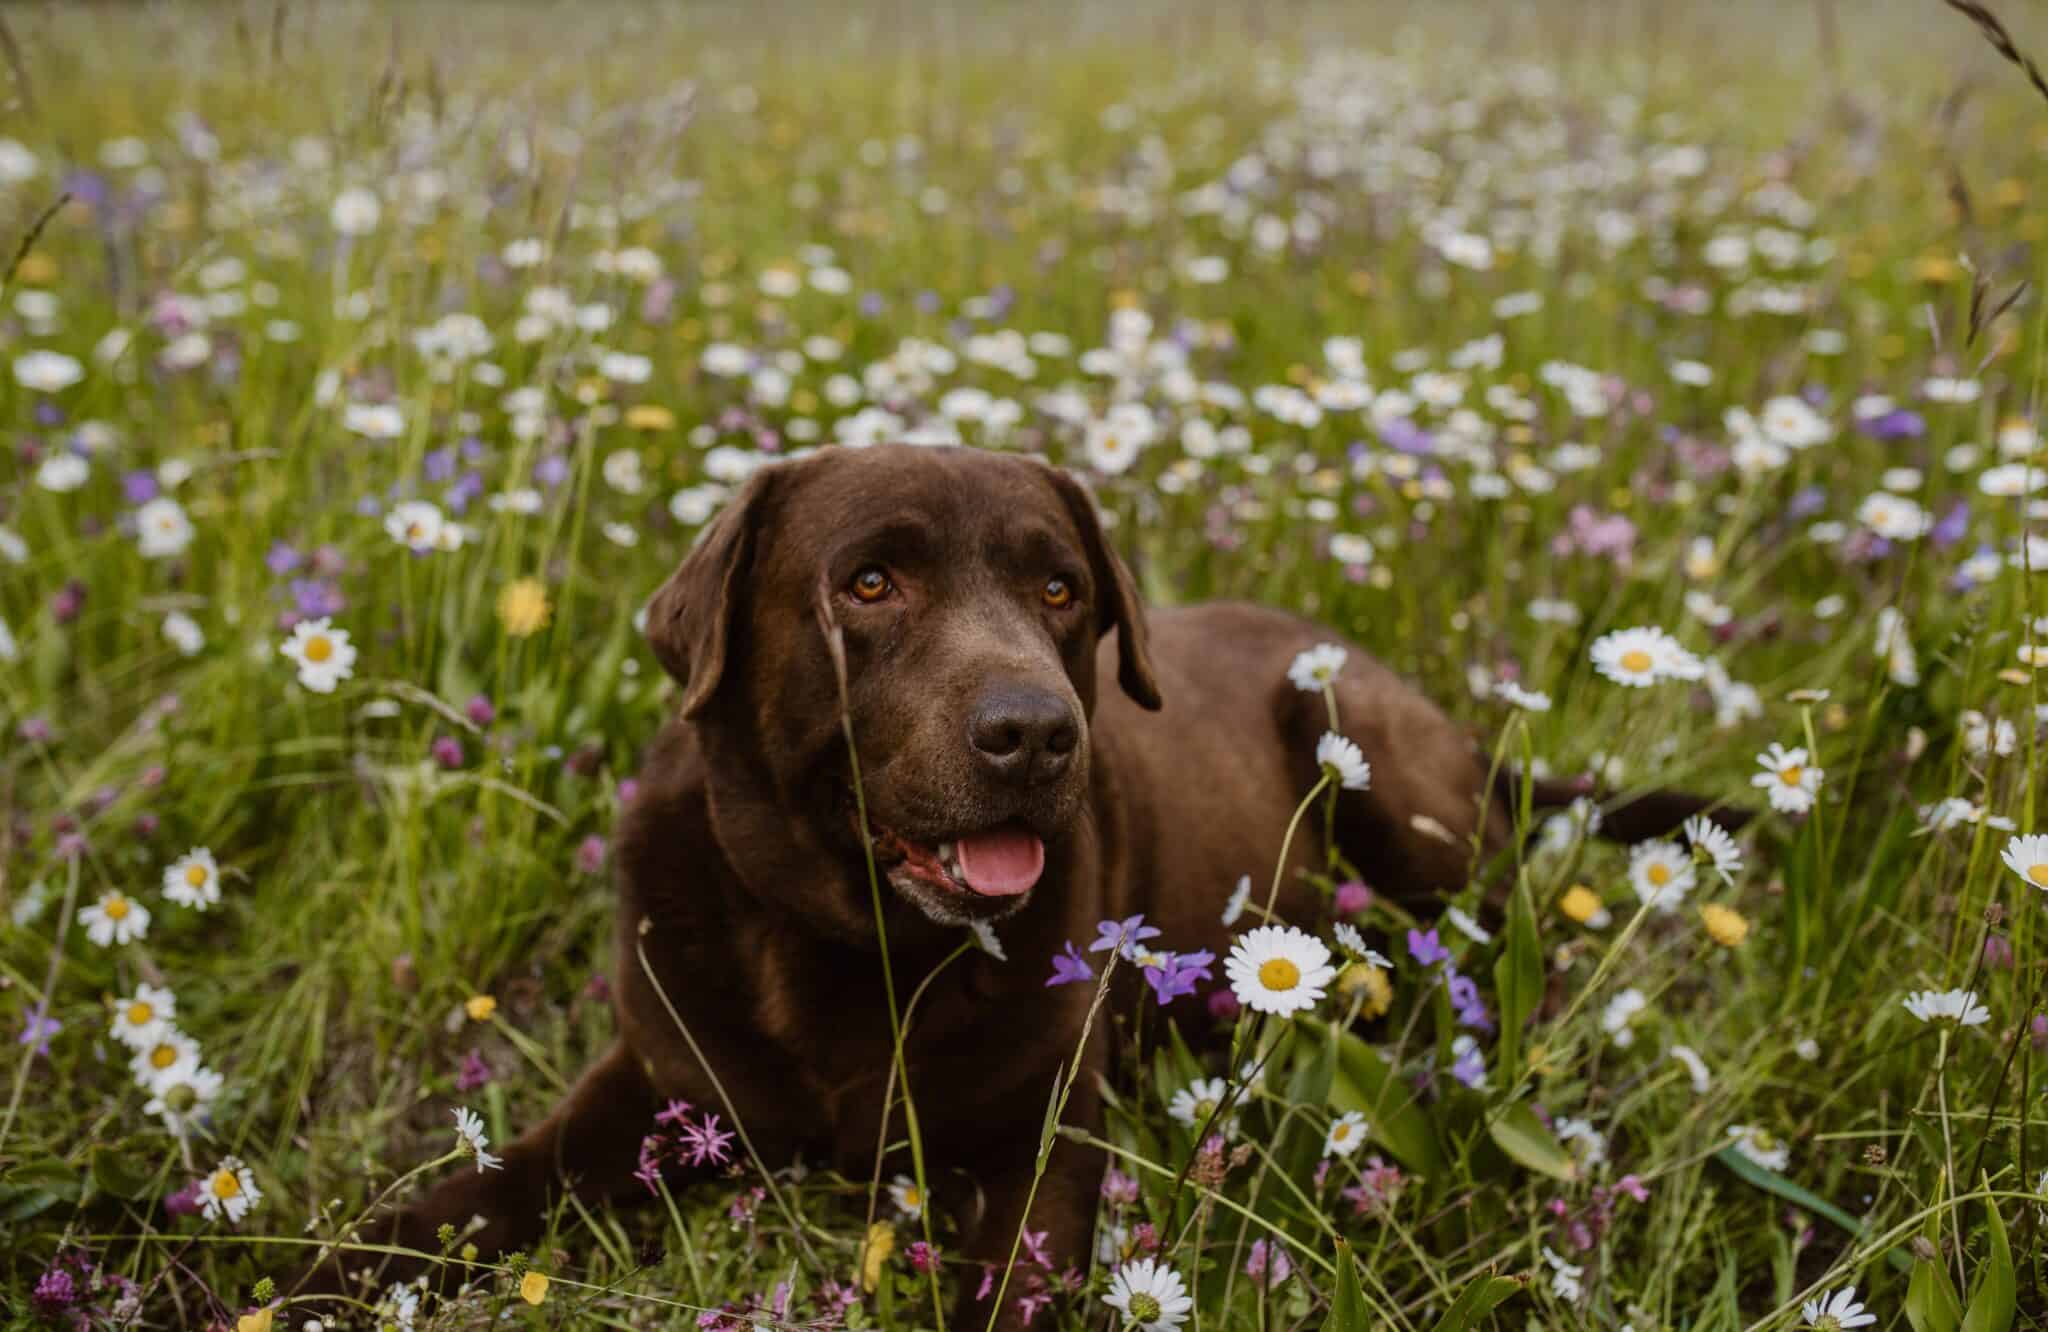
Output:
849,567,894,603
1042,577,1074,609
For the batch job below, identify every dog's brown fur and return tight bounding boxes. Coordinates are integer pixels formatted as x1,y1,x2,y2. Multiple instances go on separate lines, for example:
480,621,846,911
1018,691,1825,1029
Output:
299,444,1724,1324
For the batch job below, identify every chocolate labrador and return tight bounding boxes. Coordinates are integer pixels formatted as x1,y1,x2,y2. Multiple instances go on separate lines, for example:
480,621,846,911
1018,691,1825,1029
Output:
302,443,1722,1323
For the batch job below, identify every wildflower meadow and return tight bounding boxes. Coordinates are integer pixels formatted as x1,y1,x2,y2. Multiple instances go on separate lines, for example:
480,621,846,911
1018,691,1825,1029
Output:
5,2,2048,1328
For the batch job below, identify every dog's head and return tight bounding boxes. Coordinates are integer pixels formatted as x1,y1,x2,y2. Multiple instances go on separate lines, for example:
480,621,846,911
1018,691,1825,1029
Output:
644,445,1160,936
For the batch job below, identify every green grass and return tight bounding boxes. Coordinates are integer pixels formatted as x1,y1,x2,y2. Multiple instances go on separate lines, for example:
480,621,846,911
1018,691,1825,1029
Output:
2,1,2047,1328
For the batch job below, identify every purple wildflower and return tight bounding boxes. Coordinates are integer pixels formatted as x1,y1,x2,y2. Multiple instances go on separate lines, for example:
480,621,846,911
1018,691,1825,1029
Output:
1406,927,1449,968
1045,941,1094,987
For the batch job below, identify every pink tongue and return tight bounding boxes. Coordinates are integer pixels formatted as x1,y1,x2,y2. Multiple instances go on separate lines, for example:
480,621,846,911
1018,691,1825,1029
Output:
955,827,1045,897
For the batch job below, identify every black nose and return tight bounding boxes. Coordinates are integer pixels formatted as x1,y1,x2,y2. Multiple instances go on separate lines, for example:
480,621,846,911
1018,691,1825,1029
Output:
968,685,1079,785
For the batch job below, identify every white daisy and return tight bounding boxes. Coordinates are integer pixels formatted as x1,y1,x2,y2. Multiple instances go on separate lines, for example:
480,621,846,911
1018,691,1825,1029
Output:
1601,988,1648,1048
80,890,150,947
1801,1286,1876,1330
1331,922,1391,967
1668,1044,1711,1094
1726,1124,1790,1171
36,453,89,492
1166,1077,1233,1135
1751,743,1822,814
14,349,84,393
1103,1258,1194,1332
1628,840,1696,913
279,618,357,694
1287,643,1348,693
1682,815,1742,884
887,1173,924,1220
1999,833,2048,892
384,500,447,553
1225,925,1337,1017
1495,681,1552,711
135,497,195,559
1323,1109,1368,1159
130,1028,201,1090
162,611,205,657
1444,906,1491,944
110,983,178,1048
197,1156,262,1225
145,1061,223,1138
163,847,222,909
1902,989,1990,1027
452,1106,503,1172
378,1283,421,1330
1220,874,1251,927
329,186,382,236
1590,625,1698,687
1553,1116,1608,1168
1315,732,1371,791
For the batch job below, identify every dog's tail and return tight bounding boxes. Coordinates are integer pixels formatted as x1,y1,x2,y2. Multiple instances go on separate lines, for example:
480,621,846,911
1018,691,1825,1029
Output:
1497,770,1753,844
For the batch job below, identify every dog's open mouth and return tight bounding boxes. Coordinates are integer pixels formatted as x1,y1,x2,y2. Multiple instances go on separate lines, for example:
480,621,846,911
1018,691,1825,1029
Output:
869,822,1046,899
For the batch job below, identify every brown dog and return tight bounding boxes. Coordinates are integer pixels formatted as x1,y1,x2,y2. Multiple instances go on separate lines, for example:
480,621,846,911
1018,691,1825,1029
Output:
306,443,1719,1323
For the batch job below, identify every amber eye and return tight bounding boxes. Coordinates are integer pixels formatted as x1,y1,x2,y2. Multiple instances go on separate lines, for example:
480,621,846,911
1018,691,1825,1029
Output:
850,566,893,603
1043,576,1074,609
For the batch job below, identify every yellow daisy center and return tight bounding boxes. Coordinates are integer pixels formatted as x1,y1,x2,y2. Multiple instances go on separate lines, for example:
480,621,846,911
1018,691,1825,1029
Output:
303,635,333,663
126,1001,154,1026
901,1187,920,1207
1258,957,1302,991
1193,1098,1217,1119
210,1170,241,1200
185,864,209,888
1779,765,1803,786
150,1044,179,1069
2028,863,2048,887
1646,863,1672,887
1332,1122,1352,1141
1619,649,1653,673
104,894,131,920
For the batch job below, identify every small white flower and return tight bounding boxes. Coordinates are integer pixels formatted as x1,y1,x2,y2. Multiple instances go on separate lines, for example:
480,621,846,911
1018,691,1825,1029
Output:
136,497,195,559
14,349,84,393
145,1061,223,1138
197,1156,262,1224
1727,1124,1790,1171
1554,1116,1608,1168
279,617,357,694
1103,1257,1194,1332
1495,681,1551,711
130,1028,201,1091
1287,643,1348,693
1591,626,1699,687
886,1173,925,1220
1542,1245,1585,1304
1166,1077,1235,1138
1220,874,1250,927
110,983,178,1048
330,186,382,236
1225,925,1337,1017
162,611,205,657
1323,1109,1369,1159
384,500,447,553
1682,815,1743,884
1902,988,1991,1027
80,890,151,947
163,847,222,909
1800,1285,1876,1330
1628,840,1696,913
1667,1044,1711,1094
1443,905,1491,945
1315,732,1371,791
1601,988,1648,1048
452,1106,503,1172
1999,832,2048,892
1751,743,1822,814
36,453,89,492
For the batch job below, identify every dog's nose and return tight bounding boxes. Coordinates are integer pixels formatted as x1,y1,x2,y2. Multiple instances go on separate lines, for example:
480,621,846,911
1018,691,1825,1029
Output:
968,685,1079,784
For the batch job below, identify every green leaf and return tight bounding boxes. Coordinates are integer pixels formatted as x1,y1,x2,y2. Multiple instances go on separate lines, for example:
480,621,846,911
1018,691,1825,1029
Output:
1959,1198,2015,1332
88,1145,162,1201
1486,1102,1577,1181
1429,1274,1525,1332
1712,1147,1912,1274
1322,1239,1368,1332
1303,1017,1444,1175
1908,1248,1964,1332
1492,875,1541,1081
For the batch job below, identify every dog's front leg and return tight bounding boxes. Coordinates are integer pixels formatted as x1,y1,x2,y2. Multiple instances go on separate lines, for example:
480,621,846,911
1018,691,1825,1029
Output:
947,1088,1105,1331
291,1040,659,1305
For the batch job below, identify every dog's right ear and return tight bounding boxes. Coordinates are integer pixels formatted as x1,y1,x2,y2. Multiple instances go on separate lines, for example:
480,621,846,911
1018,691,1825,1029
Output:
645,468,780,720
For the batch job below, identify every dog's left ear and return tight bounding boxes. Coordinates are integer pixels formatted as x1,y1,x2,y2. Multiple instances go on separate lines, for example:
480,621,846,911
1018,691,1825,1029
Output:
645,466,781,719
1044,465,1163,710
